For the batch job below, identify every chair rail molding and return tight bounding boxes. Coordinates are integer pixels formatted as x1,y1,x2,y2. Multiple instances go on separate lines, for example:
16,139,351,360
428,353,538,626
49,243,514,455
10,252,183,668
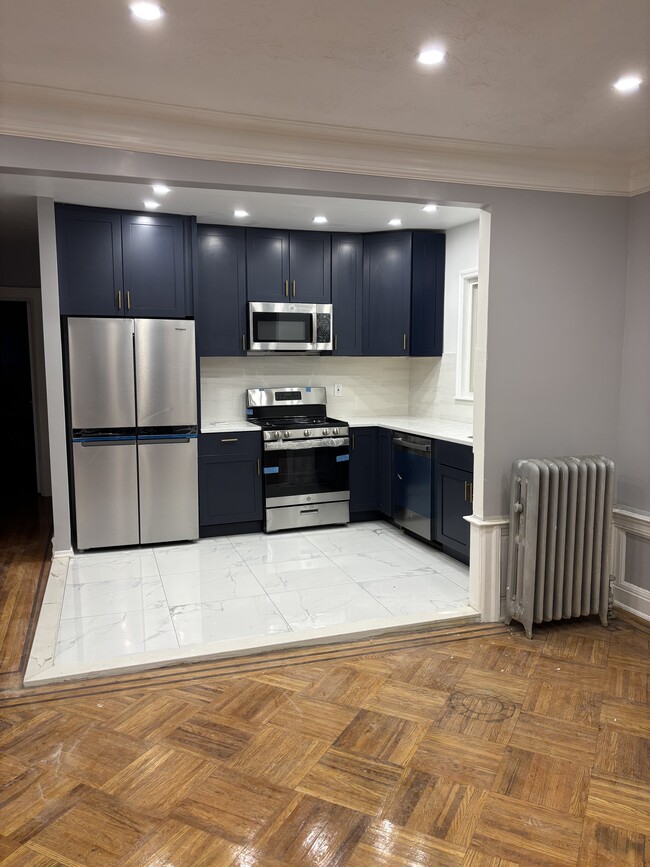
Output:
611,506,650,622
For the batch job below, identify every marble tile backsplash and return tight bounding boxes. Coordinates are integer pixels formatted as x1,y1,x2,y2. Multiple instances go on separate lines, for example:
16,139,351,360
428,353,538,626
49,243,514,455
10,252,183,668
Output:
200,356,412,421
408,354,474,424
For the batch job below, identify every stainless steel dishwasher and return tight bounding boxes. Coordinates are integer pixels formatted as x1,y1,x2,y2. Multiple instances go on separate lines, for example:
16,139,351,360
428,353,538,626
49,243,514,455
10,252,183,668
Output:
393,434,433,542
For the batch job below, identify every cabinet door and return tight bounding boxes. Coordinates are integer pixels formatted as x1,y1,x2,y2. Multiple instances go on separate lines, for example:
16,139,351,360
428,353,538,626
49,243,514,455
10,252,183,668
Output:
331,234,362,355
362,232,412,356
122,213,186,318
199,453,262,525
377,428,393,516
435,464,473,558
246,228,290,301
196,226,247,356
289,231,331,302
56,206,123,316
349,427,378,513
411,231,445,357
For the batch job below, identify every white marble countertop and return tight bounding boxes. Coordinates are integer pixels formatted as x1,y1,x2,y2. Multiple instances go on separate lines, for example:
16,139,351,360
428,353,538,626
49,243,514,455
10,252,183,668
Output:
200,420,260,434
345,416,473,446
201,416,472,446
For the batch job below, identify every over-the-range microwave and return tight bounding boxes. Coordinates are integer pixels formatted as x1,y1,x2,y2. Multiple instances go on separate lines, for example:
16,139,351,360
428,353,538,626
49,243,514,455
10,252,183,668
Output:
248,302,333,352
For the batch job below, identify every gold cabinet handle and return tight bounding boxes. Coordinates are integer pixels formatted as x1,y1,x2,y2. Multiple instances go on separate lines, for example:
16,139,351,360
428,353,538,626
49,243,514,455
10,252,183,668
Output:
351,433,355,449
403,333,407,351
284,280,289,297
464,481,468,502
292,279,296,297
257,458,261,476
117,290,122,310
470,482,473,504
127,290,131,310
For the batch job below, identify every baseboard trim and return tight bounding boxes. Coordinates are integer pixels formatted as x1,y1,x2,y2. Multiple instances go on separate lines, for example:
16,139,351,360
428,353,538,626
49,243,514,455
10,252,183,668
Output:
612,504,650,623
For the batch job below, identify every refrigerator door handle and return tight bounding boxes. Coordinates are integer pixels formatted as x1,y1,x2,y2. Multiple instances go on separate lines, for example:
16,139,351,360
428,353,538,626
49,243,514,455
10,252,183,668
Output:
139,437,192,445
80,439,136,447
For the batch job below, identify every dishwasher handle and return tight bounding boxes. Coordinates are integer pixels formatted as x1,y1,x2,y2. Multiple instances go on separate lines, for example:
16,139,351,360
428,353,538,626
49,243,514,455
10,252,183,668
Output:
392,436,432,455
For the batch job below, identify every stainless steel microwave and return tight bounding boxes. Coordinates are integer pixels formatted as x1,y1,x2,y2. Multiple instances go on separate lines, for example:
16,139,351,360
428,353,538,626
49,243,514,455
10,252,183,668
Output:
248,302,333,352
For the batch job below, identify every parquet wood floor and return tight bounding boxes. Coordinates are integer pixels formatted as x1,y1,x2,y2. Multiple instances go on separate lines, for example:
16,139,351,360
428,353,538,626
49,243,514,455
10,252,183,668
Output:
1,512,649,864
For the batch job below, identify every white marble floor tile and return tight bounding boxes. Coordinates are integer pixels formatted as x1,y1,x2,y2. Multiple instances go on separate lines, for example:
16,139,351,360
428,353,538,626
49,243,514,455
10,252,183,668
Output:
170,596,290,646
303,528,401,557
54,608,178,667
26,602,62,676
360,573,470,617
268,584,390,630
60,576,168,621
154,538,243,575
229,533,322,566
42,557,69,603
67,549,159,584
249,557,356,594
438,568,470,591
160,565,265,607
329,548,435,583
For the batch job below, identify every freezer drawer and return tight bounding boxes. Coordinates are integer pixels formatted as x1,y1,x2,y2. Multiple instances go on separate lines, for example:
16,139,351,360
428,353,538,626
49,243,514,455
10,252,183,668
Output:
73,440,139,549
134,319,197,428
138,437,199,544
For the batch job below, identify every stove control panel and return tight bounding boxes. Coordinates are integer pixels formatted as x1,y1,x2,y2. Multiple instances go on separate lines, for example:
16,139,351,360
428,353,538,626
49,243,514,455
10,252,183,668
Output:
262,424,349,442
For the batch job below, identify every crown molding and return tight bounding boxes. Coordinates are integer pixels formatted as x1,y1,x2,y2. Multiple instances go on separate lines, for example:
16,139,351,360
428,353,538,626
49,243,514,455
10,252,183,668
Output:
630,158,650,196
0,81,639,197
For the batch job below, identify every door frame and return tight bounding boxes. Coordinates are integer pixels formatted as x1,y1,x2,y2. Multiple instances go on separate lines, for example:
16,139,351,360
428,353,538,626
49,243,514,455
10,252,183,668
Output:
0,288,51,496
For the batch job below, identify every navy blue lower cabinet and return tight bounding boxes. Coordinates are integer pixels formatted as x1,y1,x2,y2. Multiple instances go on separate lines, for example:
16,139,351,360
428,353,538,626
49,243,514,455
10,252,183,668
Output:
377,428,393,516
198,433,262,529
349,427,378,514
435,442,474,561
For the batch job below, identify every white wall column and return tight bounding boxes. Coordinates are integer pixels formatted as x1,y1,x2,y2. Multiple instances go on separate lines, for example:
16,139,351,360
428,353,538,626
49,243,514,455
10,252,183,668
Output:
37,197,72,556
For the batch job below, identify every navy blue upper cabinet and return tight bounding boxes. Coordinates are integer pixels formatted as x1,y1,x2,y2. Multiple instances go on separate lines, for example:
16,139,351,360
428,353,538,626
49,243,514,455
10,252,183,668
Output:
56,206,123,316
411,231,446,357
331,234,362,355
246,229,330,303
196,225,247,356
362,232,412,356
121,214,187,318
245,228,290,300
289,232,331,302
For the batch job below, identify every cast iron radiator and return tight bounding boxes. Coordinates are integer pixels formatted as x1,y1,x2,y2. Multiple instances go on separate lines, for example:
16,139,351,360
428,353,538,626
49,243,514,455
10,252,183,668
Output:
505,456,615,638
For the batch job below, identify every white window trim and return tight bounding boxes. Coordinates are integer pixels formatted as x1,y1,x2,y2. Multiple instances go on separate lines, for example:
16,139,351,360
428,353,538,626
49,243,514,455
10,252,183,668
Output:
455,267,479,402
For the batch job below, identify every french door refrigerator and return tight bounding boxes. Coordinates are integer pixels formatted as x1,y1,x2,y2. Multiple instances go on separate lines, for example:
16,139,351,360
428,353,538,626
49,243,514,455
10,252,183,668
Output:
68,317,198,550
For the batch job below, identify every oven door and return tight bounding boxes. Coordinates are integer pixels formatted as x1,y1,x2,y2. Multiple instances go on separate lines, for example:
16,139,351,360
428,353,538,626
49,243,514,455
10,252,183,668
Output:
248,302,332,351
263,437,349,506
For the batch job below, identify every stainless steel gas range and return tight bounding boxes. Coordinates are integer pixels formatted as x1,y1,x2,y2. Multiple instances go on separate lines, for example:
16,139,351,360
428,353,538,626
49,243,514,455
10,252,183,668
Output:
246,387,350,532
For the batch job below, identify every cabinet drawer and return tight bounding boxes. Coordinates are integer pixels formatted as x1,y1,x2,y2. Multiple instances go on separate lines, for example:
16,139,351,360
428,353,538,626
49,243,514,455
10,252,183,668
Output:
199,431,261,458
436,440,473,471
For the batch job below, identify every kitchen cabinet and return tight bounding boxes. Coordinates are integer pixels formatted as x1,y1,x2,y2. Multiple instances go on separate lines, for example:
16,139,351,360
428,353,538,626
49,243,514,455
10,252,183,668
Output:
331,234,362,355
56,205,192,318
435,441,473,561
349,427,378,514
56,206,123,317
411,231,446,357
246,228,331,303
377,427,393,515
198,432,263,532
196,225,247,356
362,232,412,356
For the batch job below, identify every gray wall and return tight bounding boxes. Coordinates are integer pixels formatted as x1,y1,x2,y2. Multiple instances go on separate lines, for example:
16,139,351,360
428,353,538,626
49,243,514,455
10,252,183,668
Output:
443,219,480,353
617,192,650,510
3,136,632,523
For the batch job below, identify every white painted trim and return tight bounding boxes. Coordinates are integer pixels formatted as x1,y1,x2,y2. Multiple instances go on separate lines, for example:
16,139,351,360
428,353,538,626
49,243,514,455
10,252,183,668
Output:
614,588,650,623
613,506,650,538
610,505,650,622
52,548,75,559
455,268,479,402
0,81,640,196
466,514,509,622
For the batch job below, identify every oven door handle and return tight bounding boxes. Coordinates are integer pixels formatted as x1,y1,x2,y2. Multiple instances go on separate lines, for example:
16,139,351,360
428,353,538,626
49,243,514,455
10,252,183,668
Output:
264,437,349,451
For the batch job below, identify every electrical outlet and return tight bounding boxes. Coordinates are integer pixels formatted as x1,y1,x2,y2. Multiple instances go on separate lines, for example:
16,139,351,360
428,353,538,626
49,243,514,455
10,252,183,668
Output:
334,384,343,397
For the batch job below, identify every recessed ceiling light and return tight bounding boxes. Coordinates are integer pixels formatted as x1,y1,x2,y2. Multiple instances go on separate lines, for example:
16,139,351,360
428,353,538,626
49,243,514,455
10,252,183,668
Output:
422,204,438,212
313,216,328,224
152,184,170,195
388,218,402,226
130,2,164,20
613,75,642,93
143,200,161,210
234,209,249,218
417,47,446,66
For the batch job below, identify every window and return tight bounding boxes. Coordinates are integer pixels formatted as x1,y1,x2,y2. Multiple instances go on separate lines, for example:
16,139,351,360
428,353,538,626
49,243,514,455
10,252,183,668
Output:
456,269,479,402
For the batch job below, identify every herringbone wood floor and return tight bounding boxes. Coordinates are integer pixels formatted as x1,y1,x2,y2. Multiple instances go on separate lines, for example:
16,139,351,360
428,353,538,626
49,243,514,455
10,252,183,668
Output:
0,509,648,865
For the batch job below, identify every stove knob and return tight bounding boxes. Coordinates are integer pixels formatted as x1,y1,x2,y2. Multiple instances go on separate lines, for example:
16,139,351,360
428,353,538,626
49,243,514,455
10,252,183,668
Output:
284,430,292,438
274,430,282,440
322,428,330,436
332,427,340,436
303,429,311,437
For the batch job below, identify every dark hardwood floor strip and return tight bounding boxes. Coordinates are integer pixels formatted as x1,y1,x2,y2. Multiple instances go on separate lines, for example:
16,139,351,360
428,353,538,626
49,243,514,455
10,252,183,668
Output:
17,521,53,675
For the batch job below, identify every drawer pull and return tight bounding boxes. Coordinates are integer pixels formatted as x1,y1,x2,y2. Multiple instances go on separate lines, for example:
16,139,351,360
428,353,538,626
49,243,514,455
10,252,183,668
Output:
221,437,238,443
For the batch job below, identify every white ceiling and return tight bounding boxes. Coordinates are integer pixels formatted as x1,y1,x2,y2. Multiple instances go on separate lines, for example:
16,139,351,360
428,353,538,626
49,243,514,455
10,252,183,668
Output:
0,174,481,236
0,0,648,162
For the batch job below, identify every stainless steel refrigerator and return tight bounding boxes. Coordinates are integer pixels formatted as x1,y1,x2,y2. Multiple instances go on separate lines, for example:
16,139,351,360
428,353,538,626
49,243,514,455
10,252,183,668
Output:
68,318,198,550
